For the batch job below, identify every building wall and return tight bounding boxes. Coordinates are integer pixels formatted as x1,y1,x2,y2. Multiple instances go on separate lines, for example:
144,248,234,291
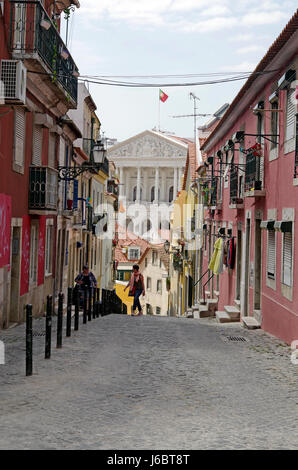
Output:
202,53,298,344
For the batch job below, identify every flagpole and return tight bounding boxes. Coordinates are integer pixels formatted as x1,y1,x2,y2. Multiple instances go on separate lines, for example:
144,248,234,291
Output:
158,89,160,131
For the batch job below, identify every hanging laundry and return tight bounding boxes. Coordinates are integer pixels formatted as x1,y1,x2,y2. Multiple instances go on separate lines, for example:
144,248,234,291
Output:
209,238,224,275
226,238,236,269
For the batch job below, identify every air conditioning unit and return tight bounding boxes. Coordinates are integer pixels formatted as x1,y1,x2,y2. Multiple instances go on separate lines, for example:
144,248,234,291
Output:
0,60,27,105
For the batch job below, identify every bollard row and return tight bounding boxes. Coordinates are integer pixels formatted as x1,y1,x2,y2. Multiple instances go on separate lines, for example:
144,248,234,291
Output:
25,286,126,376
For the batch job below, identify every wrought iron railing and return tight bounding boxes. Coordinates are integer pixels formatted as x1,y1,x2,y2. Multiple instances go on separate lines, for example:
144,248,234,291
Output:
29,166,58,210
107,180,119,196
210,177,218,206
230,166,238,203
101,289,126,316
245,152,263,192
9,1,78,102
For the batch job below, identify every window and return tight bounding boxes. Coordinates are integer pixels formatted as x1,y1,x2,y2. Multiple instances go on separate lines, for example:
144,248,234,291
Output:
270,100,279,150
152,250,158,265
117,271,124,281
156,306,161,315
282,225,293,287
146,277,151,289
133,186,137,202
285,88,295,144
145,257,148,268
14,108,25,168
157,280,162,293
29,222,38,284
128,247,140,260
267,229,276,280
45,222,53,275
169,186,174,202
146,304,152,315
32,124,42,166
151,186,155,202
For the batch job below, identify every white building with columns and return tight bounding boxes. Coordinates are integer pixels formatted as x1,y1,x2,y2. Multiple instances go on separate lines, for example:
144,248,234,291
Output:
107,130,189,242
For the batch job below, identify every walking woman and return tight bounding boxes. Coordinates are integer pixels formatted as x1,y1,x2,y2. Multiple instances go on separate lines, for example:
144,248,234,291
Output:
124,264,145,316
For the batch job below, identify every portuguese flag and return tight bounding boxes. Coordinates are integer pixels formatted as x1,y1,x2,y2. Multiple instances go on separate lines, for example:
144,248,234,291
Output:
159,89,168,103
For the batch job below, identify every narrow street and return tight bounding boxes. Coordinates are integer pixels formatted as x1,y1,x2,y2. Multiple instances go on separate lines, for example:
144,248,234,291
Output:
0,315,297,450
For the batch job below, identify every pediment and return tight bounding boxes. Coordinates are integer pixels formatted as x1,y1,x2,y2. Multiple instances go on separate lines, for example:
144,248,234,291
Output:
107,130,188,159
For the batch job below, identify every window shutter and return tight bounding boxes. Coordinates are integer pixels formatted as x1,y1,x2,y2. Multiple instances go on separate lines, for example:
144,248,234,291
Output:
32,125,42,165
267,230,276,279
285,89,295,142
14,108,25,166
283,230,292,286
48,133,56,168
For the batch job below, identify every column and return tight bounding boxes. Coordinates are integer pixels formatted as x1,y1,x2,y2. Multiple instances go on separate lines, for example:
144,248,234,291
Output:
143,169,148,202
178,167,183,192
173,168,178,200
162,169,167,202
119,167,124,198
154,167,159,203
136,167,141,202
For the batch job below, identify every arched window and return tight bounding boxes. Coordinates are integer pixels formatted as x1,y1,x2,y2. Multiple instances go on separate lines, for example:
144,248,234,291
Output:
151,186,155,202
169,186,174,202
133,186,137,202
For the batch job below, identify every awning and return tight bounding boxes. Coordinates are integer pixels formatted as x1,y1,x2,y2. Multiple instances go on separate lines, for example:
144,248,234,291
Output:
260,220,275,230
274,221,292,232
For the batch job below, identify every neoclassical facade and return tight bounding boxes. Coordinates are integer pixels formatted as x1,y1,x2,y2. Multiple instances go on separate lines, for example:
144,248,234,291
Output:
107,130,188,240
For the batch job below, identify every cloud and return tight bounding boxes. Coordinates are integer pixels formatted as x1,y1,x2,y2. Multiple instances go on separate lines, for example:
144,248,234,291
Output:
219,61,258,72
236,45,263,54
78,0,295,32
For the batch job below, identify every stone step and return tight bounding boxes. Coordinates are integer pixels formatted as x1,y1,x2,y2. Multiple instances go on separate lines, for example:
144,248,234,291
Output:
207,299,218,314
205,290,211,298
224,305,240,319
216,311,240,323
186,309,194,318
214,290,220,298
234,299,241,307
242,316,261,330
196,305,212,318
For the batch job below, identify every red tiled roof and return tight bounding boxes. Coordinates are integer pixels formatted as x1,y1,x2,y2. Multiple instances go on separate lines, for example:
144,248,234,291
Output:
115,224,150,264
182,143,198,190
201,9,298,151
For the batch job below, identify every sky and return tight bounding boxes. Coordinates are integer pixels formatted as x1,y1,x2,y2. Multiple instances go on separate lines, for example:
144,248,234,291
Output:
62,0,297,142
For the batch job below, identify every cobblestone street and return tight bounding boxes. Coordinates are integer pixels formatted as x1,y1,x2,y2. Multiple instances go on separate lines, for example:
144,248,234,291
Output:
0,314,297,450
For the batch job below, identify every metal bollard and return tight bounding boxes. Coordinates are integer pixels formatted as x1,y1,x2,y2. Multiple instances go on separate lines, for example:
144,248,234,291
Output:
45,296,52,359
83,286,87,324
74,287,79,331
57,293,63,349
66,287,72,337
88,287,92,321
26,305,33,376
96,288,100,318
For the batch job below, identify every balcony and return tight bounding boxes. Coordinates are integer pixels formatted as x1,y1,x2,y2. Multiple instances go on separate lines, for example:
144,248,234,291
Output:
9,1,78,105
229,166,244,209
244,152,265,197
29,166,58,213
107,180,119,197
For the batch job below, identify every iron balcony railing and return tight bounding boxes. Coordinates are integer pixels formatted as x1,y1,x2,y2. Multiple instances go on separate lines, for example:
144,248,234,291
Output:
230,166,238,203
29,166,58,211
210,177,218,206
244,152,263,192
9,1,78,102
107,180,119,196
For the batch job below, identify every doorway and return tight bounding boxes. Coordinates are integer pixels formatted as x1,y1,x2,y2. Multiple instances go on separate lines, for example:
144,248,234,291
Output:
244,218,251,316
236,229,242,300
9,226,21,323
254,219,262,311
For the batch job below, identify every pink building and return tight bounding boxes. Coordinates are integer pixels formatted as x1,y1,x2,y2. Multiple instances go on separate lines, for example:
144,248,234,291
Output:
200,11,298,344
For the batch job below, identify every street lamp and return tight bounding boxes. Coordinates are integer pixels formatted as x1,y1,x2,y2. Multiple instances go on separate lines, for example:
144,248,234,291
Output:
92,140,106,164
